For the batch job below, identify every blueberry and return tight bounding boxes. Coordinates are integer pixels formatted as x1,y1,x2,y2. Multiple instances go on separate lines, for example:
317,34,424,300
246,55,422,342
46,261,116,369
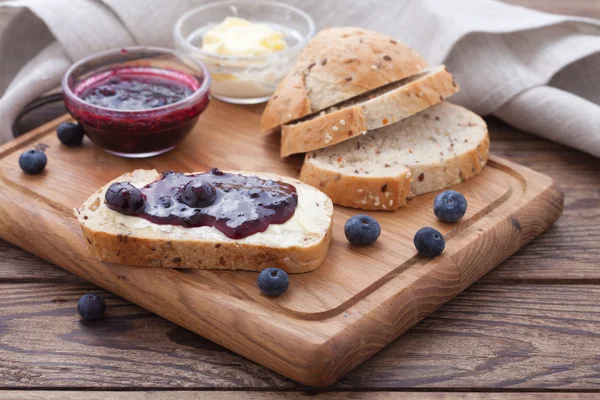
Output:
181,180,216,208
257,268,289,296
57,122,85,147
77,293,106,321
344,214,381,245
414,227,445,257
19,149,47,174
434,190,467,223
105,182,145,215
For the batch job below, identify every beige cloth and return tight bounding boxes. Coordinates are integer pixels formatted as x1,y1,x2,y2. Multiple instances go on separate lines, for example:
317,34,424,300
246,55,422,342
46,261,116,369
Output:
1,0,599,157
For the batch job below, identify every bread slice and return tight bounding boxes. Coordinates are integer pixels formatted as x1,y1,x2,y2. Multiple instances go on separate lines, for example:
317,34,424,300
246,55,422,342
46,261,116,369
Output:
260,27,428,133
75,170,333,273
280,66,458,157
299,103,489,211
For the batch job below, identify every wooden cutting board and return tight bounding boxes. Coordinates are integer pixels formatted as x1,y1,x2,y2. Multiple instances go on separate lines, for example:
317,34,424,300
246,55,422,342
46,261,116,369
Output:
0,100,563,387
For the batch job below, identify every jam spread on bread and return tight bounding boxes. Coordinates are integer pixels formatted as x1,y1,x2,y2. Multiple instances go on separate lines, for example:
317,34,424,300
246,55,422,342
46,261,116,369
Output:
105,169,298,239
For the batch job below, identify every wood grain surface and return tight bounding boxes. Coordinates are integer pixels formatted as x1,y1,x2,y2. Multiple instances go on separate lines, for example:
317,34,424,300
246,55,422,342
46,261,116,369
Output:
1,392,598,400
0,91,562,387
0,0,598,396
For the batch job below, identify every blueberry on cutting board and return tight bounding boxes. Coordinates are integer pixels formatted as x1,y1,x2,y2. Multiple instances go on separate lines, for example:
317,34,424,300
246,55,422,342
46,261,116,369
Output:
19,149,47,175
57,122,85,147
257,268,289,296
434,190,467,223
345,215,381,245
414,227,445,257
77,293,106,321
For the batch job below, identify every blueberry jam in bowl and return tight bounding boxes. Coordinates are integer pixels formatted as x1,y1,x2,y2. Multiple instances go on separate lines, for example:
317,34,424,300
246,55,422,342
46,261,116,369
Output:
62,47,211,158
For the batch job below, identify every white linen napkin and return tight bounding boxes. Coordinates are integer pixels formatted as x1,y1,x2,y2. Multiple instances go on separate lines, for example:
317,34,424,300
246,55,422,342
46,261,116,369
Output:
1,0,599,157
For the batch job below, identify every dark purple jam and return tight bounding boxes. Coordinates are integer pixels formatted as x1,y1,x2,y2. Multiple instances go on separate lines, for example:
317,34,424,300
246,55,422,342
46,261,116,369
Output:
105,169,298,239
65,67,209,156
78,70,194,111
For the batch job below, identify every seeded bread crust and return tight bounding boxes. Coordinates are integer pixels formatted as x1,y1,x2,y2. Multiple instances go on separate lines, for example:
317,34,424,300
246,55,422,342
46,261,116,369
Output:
260,27,428,133
75,170,333,273
280,66,458,157
299,103,490,211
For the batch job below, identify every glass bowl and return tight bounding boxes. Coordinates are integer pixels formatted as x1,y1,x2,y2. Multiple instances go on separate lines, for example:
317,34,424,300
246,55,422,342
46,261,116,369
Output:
173,0,314,104
62,46,211,158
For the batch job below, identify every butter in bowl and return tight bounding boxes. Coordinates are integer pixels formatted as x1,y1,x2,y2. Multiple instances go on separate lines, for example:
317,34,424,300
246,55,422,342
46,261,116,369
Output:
173,0,315,104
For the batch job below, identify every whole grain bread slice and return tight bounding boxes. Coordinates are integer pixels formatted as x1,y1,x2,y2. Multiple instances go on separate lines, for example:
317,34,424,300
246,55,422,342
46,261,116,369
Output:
260,27,428,133
280,66,458,157
75,170,333,273
299,102,489,211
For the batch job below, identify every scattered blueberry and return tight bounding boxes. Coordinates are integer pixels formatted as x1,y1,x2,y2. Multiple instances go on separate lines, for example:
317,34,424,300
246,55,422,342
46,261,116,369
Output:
19,149,47,174
105,182,145,215
257,268,289,296
434,190,467,223
344,214,381,245
57,122,85,147
181,180,216,208
77,293,106,321
414,227,445,257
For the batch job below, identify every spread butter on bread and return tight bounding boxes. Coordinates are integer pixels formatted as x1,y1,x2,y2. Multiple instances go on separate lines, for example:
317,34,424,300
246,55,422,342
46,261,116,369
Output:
76,169,333,272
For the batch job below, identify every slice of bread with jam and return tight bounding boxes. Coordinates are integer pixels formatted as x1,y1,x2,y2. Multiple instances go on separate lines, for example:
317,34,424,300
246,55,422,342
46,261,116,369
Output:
76,169,333,273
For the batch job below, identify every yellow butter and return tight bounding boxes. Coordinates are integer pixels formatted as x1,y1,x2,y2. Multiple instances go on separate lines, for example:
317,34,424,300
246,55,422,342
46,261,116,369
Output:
201,17,287,57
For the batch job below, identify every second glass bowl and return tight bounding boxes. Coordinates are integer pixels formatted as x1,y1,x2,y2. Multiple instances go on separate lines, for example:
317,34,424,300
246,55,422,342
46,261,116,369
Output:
174,0,314,104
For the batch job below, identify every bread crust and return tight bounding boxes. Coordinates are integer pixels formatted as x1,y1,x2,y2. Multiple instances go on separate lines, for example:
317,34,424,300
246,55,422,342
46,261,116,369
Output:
75,171,333,273
299,158,412,211
260,27,428,133
299,104,490,211
280,66,458,157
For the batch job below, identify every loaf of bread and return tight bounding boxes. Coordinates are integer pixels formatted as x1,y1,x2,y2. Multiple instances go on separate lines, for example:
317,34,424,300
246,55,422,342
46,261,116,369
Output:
76,169,333,273
280,66,458,157
260,27,428,133
299,103,489,211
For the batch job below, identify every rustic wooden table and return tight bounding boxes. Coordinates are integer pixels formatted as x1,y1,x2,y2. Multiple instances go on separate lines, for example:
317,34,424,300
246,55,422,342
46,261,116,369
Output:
1,0,599,398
